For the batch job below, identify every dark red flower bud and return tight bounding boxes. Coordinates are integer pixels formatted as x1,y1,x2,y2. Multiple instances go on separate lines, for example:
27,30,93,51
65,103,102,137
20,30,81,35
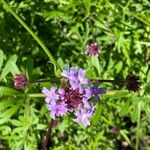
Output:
85,42,100,56
112,126,120,134
13,74,27,89
125,75,141,92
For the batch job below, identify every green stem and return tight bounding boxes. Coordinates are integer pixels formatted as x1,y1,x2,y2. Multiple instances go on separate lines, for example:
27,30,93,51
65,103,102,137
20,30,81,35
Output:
25,96,30,117
28,78,61,84
28,93,45,98
1,0,62,71
136,102,141,150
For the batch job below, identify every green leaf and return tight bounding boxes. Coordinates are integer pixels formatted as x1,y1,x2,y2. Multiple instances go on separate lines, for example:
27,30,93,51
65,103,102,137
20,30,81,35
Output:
57,58,64,70
11,119,22,126
115,61,123,74
0,105,18,118
122,47,131,66
0,100,14,111
91,102,102,125
147,70,150,83
12,127,25,134
103,90,129,99
91,56,101,75
144,104,150,119
0,117,10,125
120,130,131,145
0,50,4,71
0,55,18,81
131,103,138,122
37,124,47,130
0,126,11,135
67,23,84,37
0,86,22,96
9,61,20,76
94,21,110,31
120,99,131,116
40,11,71,23
84,0,91,15
58,117,69,132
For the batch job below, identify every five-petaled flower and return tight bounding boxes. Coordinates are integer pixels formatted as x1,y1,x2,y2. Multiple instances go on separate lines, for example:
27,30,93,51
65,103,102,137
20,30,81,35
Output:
91,81,106,102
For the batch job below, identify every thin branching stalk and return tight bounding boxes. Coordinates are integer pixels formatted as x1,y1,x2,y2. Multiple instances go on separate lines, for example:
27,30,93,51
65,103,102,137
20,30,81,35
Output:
96,79,125,84
28,78,61,84
29,78,125,84
1,0,62,71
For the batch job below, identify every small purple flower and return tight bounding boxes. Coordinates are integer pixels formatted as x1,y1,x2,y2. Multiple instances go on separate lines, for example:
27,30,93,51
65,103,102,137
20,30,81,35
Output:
47,102,67,119
42,86,59,103
62,67,89,92
92,81,106,101
85,42,100,56
85,86,93,99
73,105,94,127
45,90,68,119
78,69,89,85
61,67,78,81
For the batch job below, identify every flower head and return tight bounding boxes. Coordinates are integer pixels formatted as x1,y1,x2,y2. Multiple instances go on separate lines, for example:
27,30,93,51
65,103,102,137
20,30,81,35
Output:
42,67,106,127
85,42,100,56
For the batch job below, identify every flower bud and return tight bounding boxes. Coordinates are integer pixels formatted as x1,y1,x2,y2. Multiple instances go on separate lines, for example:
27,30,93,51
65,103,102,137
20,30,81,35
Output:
85,42,100,56
112,126,120,134
13,74,27,89
125,74,141,92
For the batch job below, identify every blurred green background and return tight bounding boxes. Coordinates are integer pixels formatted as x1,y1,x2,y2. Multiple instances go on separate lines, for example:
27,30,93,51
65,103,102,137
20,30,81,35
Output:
0,0,150,149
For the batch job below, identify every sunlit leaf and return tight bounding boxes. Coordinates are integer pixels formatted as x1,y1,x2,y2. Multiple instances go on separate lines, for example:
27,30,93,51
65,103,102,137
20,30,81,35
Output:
120,99,131,116
0,86,22,96
91,56,101,75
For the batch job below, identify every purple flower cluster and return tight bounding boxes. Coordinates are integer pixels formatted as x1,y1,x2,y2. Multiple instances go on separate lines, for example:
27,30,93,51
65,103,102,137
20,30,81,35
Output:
42,67,106,127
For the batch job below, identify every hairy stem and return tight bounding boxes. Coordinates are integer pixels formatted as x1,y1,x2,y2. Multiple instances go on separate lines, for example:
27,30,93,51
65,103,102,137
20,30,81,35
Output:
42,119,54,150
1,0,62,71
